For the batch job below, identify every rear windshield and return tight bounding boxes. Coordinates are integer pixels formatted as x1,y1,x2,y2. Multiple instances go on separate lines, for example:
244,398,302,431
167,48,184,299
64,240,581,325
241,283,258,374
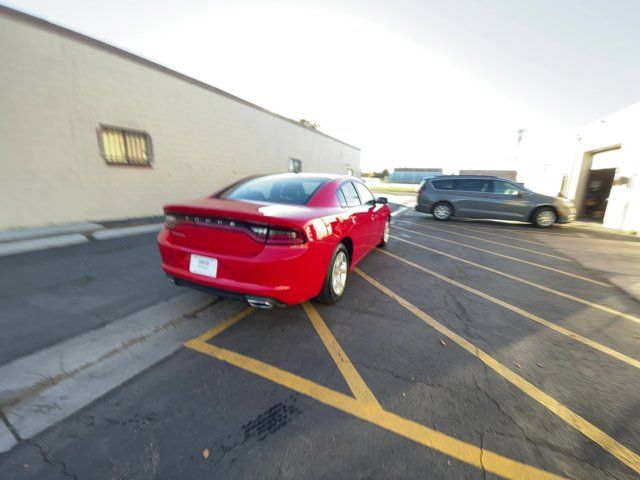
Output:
219,176,328,205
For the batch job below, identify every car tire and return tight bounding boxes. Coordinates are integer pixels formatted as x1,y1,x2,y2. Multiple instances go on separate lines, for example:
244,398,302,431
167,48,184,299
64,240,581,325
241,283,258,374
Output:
532,207,557,228
432,202,453,221
377,217,390,247
316,243,350,305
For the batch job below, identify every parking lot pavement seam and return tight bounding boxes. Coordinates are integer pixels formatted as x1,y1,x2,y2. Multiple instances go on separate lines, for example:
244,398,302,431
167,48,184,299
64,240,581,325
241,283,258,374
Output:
184,338,565,480
389,234,640,325
394,225,609,287
355,267,640,476
374,248,640,370
446,223,550,247
398,220,572,262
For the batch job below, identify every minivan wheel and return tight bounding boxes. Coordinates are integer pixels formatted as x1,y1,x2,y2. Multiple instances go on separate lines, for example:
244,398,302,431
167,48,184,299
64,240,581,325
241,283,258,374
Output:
532,207,557,228
432,202,453,221
316,243,349,304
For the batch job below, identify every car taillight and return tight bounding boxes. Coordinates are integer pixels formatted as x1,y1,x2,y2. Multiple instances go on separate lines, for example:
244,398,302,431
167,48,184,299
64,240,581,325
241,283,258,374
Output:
248,225,305,245
249,225,269,237
267,227,305,245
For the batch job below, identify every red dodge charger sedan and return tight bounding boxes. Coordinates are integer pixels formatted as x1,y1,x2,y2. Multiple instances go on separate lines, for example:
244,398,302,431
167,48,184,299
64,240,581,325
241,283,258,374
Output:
157,173,391,307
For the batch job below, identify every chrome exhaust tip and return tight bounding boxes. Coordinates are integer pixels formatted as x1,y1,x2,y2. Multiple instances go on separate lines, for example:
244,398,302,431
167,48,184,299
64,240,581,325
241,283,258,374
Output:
246,297,275,309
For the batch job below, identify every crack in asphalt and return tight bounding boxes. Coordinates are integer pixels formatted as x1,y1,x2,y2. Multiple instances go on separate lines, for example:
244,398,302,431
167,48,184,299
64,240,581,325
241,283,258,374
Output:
442,290,492,347
472,366,624,479
352,359,622,479
353,360,457,395
1,410,77,479
25,439,78,480
478,430,486,480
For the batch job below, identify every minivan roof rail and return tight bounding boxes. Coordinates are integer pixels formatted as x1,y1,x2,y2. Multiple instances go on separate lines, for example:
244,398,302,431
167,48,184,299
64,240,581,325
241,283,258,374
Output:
427,175,502,179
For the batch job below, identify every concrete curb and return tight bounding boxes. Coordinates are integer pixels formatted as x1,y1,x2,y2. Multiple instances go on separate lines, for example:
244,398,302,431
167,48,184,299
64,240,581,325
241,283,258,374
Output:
0,222,163,257
0,222,103,242
0,423,16,452
0,292,236,453
91,223,163,240
0,234,89,257
0,292,209,407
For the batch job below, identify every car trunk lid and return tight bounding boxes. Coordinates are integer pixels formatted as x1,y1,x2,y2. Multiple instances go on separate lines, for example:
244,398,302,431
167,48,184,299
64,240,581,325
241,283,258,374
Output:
163,198,308,256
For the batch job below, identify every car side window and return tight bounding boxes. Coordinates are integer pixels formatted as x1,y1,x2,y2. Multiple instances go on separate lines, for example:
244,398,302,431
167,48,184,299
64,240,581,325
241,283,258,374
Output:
354,182,376,205
493,180,522,195
340,182,361,207
336,188,348,207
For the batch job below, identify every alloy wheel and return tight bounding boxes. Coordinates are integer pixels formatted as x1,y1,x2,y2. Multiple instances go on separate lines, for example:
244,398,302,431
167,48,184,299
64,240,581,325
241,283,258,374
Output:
331,251,348,296
536,209,556,227
433,204,451,220
383,219,390,243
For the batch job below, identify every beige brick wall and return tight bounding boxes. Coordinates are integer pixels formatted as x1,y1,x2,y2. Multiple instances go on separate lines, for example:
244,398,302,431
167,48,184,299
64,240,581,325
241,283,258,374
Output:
0,12,360,229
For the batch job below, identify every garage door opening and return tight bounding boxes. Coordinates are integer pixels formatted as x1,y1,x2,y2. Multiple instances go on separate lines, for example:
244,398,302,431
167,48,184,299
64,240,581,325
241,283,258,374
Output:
574,147,621,223
581,168,616,222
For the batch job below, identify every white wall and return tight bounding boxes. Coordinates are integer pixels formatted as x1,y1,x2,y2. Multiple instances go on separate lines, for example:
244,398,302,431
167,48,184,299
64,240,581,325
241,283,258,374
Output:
568,101,640,232
0,10,360,229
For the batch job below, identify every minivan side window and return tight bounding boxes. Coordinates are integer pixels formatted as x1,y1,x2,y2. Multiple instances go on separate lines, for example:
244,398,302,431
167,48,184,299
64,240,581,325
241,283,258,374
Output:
431,179,456,190
493,180,523,195
456,179,490,192
354,182,376,205
340,182,361,207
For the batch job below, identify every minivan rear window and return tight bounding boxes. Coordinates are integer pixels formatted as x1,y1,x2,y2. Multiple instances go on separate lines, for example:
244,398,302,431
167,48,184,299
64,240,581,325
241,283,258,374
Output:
219,176,328,205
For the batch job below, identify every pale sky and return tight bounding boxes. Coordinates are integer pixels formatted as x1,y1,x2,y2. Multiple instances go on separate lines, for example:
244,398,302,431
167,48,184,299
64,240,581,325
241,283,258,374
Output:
5,0,640,172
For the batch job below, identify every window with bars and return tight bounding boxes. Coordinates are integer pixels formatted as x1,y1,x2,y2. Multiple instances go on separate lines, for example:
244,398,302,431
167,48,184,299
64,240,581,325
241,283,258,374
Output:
98,126,153,166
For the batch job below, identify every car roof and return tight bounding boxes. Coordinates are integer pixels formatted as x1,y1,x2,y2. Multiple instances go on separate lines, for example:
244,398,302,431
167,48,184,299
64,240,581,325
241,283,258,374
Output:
256,172,357,182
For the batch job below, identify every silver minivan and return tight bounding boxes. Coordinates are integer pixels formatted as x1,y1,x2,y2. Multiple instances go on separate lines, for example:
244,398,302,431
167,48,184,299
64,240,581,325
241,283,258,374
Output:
416,175,576,228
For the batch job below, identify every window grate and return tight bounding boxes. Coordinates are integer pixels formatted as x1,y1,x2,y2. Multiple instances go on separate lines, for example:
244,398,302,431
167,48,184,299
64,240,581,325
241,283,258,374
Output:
98,126,153,166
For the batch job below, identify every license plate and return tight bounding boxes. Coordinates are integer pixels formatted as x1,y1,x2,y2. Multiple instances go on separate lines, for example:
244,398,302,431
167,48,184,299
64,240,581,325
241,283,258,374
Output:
189,254,218,278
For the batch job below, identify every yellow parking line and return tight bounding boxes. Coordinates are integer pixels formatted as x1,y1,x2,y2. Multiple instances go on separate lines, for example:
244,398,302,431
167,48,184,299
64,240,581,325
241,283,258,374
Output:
394,225,609,287
399,220,571,262
389,234,640,324
375,248,640,369
302,301,380,407
355,268,640,475
186,339,565,480
188,306,255,343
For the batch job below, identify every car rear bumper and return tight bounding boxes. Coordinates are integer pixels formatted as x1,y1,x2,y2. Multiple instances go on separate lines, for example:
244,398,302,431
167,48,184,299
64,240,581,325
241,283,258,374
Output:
157,228,329,305
415,198,431,213
166,276,287,308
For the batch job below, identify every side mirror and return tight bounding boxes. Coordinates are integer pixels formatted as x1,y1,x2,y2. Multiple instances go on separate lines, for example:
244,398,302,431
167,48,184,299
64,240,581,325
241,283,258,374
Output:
376,196,388,204
517,191,524,198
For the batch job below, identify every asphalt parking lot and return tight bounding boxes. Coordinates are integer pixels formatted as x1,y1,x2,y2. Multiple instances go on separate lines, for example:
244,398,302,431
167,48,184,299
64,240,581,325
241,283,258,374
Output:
1,207,639,479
